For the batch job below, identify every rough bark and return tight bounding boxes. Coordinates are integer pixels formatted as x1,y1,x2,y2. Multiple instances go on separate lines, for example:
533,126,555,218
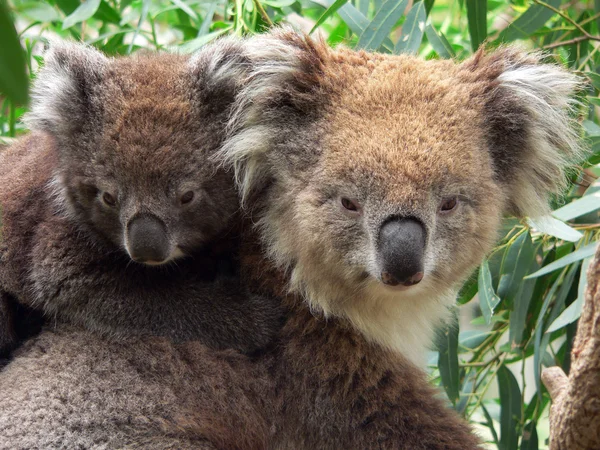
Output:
542,243,600,450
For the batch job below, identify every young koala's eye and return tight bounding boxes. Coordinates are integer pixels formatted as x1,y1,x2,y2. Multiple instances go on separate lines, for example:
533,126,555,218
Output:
180,191,195,205
439,196,458,214
340,197,361,214
102,192,117,207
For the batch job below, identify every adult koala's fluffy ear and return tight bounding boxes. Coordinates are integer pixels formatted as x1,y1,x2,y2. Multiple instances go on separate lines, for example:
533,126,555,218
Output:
186,37,251,113
25,41,108,138
462,47,585,219
219,28,329,203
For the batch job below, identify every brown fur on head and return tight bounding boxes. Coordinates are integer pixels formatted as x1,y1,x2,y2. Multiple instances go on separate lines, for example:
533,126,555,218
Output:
221,29,584,364
25,40,249,265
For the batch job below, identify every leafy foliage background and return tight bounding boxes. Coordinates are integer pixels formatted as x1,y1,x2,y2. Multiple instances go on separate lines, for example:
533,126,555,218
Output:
1,0,599,448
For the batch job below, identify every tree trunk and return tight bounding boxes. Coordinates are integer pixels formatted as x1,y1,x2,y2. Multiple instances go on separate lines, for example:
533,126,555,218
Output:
542,243,600,450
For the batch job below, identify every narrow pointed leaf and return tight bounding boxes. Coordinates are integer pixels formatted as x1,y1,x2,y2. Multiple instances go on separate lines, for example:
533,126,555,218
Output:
520,421,539,450
552,192,600,222
310,0,349,34
62,0,101,29
499,0,561,42
425,23,454,58
498,365,522,450
525,242,597,279
527,215,582,242
437,311,460,405
0,0,28,105
546,256,592,332
466,0,486,51
479,260,501,324
394,0,426,54
356,0,408,51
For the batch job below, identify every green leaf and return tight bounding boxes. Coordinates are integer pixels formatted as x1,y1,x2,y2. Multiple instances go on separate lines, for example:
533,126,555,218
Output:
499,0,562,42
198,0,217,36
546,256,592,332
424,23,454,58
534,263,579,400
437,311,460,405
479,259,501,324
17,2,61,22
310,0,349,34
552,192,600,222
178,26,232,53
457,273,478,305
459,329,491,352
527,216,582,242
262,0,296,7
520,421,539,450
509,242,543,348
356,0,408,51
584,119,600,137
127,0,150,54
465,0,486,51
170,0,198,20
525,242,597,279
0,0,28,105
497,365,522,450
498,232,535,308
481,403,500,445
63,0,101,29
394,0,426,54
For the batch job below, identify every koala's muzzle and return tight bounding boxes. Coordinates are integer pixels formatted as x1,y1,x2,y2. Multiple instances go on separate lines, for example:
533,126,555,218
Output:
378,218,426,288
126,214,170,264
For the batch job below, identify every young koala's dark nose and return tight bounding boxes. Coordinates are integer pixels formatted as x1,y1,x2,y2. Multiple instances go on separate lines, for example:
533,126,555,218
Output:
378,218,426,288
126,214,170,264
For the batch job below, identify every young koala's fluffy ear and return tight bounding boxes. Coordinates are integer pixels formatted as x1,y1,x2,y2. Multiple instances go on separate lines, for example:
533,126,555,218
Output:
25,41,108,138
463,47,585,218
219,28,329,203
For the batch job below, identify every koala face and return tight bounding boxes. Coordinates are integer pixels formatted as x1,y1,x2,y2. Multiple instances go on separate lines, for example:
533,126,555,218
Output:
28,42,247,265
223,30,583,363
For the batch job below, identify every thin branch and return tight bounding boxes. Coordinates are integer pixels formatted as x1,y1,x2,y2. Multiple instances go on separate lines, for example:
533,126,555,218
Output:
532,0,600,49
252,0,273,26
543,35,595,50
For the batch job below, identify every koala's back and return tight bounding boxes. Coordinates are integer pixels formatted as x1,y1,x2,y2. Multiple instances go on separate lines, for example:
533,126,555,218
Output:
0,326,272,450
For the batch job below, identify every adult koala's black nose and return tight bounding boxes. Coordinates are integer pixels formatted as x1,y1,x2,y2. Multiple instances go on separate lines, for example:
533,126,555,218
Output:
126,214,170,264
378,218,426,287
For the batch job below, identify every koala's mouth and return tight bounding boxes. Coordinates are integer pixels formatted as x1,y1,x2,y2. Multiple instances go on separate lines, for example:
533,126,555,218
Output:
128,246,186,266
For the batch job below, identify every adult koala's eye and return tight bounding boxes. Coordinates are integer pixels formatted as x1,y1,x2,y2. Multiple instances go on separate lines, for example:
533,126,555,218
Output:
180,191,195,205
439,196,458,214
102,192,117,207
341,197,361,214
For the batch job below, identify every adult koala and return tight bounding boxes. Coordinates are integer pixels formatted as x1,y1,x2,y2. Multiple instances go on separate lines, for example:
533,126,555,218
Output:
0,30,583,449
217,29,584,448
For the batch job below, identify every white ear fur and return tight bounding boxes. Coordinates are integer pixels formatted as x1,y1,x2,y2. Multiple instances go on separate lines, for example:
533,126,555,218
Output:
217,28,320,204
494,52,585,218
24,40,108,135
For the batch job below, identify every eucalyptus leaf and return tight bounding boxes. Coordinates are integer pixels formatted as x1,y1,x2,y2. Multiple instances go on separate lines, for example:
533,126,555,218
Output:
466,0,486,51
0,0,28,105
520,421,539,450
424,23,454,58
394,0,426,55
552,192,600,222
356,0,408,51
498,0,561,42
498,365,521,450
310,0,349,34
62,0,101,29
479,259,501,324
527,215,582,242
526,242,597,279
437,310,460,405
546,256,592,332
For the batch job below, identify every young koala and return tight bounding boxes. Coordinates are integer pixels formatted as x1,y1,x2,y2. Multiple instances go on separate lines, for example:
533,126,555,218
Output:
217,29,584,448
0,39,281,360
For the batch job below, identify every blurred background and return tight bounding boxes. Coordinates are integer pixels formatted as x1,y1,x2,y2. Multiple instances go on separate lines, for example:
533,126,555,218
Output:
1,0,599,448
